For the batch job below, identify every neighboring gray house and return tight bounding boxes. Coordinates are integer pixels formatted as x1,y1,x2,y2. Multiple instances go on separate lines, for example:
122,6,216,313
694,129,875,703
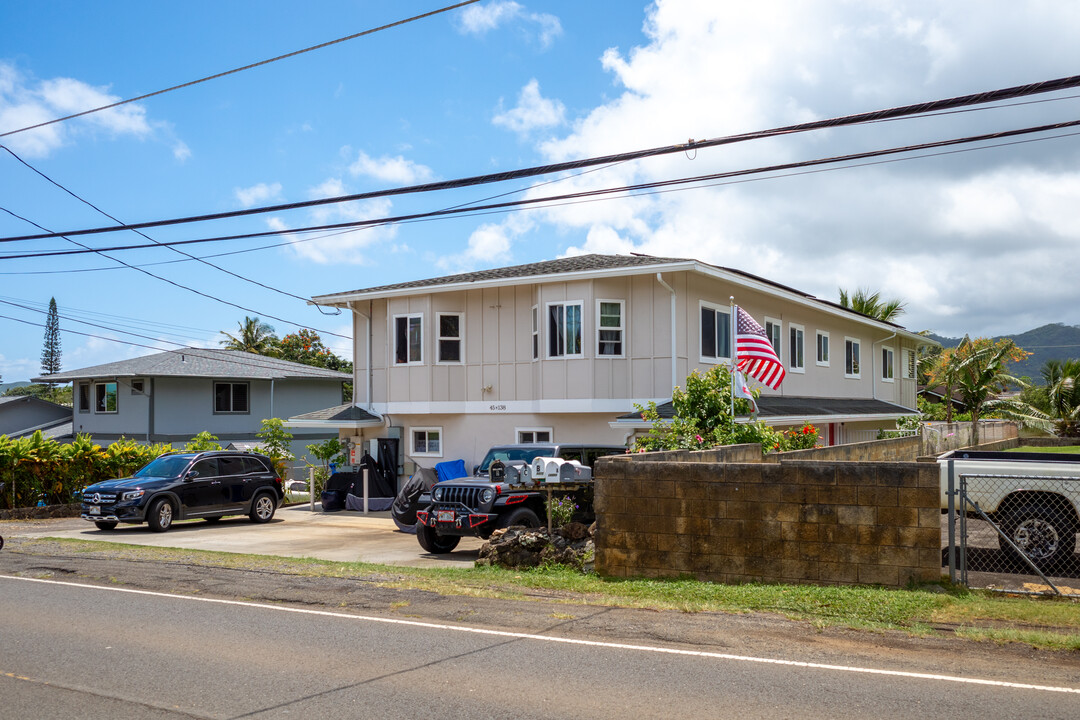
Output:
0,395,73,439
34,349,349,454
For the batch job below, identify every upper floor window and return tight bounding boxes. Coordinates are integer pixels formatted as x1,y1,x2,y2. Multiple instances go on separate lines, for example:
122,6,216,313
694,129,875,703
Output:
881,346,895,382
764,318,781,358
548,302,583,358
95,382,117,413
845,338,861,378
700,303,731,362
816,331,830,366
788,323,805,372
531,305,539,360
597,300,624,357
394,314,423,365
130,378,146,395
903,348,916,379
214,382,249,413
437,313,462,364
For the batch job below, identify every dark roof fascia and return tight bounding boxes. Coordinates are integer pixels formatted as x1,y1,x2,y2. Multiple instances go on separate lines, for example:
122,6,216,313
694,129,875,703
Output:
615,396,918,423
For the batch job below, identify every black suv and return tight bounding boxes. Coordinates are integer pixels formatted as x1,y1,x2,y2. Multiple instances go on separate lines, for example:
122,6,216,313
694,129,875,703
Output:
80,451,285,533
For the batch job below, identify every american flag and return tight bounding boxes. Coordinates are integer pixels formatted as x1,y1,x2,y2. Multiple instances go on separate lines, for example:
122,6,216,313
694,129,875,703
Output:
735,306,785,390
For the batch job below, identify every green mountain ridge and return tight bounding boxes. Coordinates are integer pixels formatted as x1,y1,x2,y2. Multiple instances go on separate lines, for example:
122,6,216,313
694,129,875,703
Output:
926,323,1080,382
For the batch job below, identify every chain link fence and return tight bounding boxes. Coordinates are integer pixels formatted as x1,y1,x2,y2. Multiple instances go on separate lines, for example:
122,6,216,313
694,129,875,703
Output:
945,471,1080,596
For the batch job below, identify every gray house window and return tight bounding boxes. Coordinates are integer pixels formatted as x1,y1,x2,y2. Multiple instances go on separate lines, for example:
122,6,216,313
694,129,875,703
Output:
78,383,90,413
95,382,118,413
214,382,249,413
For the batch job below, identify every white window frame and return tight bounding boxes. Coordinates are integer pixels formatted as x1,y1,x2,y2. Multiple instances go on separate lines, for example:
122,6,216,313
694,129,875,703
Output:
546,301,584,359
516,427,553,444
94,381,118,414
699,301,732,364
410,427,443,457
788,323,805,373
845,337,862,379
130,378,146,395
764,317,782,360
881,345,895,383
531,305,539,361
393,313,423,366
435,312,463,365
78,382,91,413
903,348,916,380
816,331,830,367
596,299,625,358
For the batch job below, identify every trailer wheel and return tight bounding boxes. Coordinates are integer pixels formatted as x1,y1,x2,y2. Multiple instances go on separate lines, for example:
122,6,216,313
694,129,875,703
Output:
999,505,1076,572
417,524,460,554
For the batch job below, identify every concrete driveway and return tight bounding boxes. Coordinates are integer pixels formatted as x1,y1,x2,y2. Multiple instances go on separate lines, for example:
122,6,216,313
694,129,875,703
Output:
0,504,484,568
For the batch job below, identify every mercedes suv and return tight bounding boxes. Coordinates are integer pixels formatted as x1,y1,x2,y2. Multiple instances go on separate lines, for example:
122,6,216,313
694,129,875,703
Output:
80,451,284,532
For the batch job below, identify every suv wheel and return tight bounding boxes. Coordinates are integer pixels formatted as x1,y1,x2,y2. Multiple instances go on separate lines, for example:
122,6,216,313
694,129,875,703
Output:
249,492,277,523
147,498,174,533
417,524,460,553
94,520,118,531
498,508,541,530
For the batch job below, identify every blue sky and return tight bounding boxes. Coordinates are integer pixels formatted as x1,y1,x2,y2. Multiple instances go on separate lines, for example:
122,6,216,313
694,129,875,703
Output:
2,0,1080,382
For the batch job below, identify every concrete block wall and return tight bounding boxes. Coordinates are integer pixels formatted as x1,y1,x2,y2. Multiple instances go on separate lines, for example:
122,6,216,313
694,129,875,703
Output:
593,455,941,588
775,435,921,462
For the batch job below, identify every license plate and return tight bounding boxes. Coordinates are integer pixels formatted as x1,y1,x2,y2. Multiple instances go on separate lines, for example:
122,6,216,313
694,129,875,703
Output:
437,510,455,523
89,506,100,515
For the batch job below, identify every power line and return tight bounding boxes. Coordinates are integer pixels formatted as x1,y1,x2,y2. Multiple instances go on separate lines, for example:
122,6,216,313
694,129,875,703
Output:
5,72,1080,244
5,117,1078,262
0,1,480,140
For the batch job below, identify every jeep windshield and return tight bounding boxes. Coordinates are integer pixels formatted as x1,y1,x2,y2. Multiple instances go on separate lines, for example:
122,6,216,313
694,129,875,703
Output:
133,455,194,478
475,446,557,475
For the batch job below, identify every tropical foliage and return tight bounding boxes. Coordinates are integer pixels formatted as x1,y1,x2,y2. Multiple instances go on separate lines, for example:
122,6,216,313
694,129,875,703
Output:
632,366,818,454
838,287,906,322
219,316,277,354
1021,360,1080,437
256,418,294,479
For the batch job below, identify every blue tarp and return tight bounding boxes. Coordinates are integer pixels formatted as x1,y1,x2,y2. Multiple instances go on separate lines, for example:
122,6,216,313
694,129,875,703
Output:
435,459,468,482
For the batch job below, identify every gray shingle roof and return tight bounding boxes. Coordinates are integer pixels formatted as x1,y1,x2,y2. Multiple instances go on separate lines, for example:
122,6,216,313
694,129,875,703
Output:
314,253,691,300
32,348,351,383
289,403,381,423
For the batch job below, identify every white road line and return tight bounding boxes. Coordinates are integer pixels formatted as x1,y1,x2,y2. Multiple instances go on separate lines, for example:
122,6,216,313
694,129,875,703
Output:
3,574,1078,695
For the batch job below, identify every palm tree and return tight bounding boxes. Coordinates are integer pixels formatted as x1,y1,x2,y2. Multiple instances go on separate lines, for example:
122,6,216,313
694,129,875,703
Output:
1027,359,1080,437
838,287,906,322
219,317,277,354
950,337,1041,444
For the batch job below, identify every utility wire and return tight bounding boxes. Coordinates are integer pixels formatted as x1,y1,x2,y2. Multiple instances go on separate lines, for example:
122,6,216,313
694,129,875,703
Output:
0,204,350,338
6,116,1077,262
0,144,339,316
0,1,479,140
5,72,1080,244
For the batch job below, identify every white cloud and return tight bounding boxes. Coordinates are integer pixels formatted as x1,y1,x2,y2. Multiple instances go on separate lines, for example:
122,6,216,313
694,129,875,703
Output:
504,0,1080,338
276,178,399,264
0,62,157,157
234,182,283,209
493,79,566,135
348,150,434,185
436,213,533,272
172,141,191,162
457,1,562,49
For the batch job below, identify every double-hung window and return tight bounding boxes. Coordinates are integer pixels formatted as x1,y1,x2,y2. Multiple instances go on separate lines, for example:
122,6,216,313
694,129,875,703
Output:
394,314,423,365
95,382,118,413
881,346,895,382
845,338,861,378
700,303,731,362
531,306,539,360
597,300,624,357
788,323,805,372
436,313,462,364
548,302,583,358
764,318,781,358
214,382,249,413
816,331,830,366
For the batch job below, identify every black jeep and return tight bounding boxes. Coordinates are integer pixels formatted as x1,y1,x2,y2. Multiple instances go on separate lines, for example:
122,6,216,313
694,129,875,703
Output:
413,443,624,553
80,450,284,532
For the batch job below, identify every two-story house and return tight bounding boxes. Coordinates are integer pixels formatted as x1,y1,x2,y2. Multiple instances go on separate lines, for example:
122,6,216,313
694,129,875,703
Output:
295,254,933,481
35,348,349,458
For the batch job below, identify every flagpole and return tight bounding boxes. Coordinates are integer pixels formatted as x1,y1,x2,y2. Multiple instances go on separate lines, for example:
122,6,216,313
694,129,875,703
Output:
729,296,736,419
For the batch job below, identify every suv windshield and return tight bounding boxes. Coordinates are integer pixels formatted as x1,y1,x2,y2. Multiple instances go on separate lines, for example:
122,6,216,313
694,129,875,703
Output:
476,446,557,475
134,455,194,478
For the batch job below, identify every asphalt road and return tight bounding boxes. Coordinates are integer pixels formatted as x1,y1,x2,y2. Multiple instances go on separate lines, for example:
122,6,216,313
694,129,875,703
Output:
3,569,1080,719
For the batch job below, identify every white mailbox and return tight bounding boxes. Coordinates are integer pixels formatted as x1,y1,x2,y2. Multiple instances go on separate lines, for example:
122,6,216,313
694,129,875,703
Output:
531,456,558,481
544,458,568,482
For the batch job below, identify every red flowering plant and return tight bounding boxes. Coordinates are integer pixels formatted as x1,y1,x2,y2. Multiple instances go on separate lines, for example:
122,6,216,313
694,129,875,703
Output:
772,422,820,452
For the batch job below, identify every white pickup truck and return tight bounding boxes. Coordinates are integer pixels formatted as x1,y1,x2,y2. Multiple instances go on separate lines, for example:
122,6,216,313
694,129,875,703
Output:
938,449,1080,571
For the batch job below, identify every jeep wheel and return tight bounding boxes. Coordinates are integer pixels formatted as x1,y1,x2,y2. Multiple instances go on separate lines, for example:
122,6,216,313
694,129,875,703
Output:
417,524,460,553
94,520,118,531
498,508,541,529
999,506,1077,572
249,493,277,524
147,498,174,533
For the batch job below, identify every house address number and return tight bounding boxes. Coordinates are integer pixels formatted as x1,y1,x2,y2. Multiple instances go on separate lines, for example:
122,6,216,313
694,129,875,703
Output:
488,404,507,412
